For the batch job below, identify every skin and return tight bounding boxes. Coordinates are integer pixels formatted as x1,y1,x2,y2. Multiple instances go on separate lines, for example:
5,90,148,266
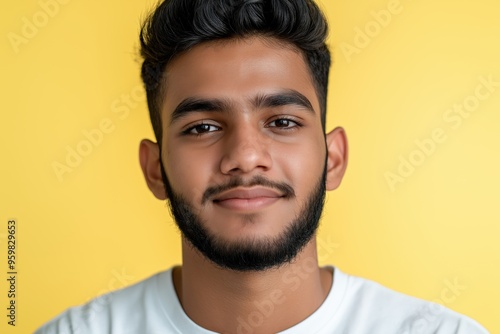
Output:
139,36,348,333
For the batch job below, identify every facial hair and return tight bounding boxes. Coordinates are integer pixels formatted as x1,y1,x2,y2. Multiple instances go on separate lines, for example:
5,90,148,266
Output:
160,161,326,272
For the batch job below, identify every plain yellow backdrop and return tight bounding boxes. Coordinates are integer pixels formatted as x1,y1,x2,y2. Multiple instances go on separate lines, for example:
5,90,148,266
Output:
1,0,498,333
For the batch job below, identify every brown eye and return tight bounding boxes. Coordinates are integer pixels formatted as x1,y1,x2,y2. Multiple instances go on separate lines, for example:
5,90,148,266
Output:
186,123,220,135
268,118,300,129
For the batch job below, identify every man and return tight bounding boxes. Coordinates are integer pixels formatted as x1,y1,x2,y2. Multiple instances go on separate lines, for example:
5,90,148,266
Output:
37,0,489,333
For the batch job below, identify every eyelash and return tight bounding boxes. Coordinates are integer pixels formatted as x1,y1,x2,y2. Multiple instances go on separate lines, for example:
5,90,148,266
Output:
181,122,221,136
181,117,302,137
266,116,302,130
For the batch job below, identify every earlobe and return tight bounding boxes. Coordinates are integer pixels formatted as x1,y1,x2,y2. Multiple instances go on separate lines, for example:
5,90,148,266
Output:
139,139,168,200
325,127,348,191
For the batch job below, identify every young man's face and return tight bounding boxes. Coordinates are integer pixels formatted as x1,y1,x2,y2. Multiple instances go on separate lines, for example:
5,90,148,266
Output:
140,36,347,271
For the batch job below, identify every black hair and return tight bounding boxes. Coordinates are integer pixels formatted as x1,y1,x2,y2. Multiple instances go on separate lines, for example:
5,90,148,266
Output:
139,0,331,144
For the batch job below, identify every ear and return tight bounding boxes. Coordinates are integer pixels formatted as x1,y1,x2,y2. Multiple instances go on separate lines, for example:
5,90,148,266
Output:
325,127,348,191
139,139,168,200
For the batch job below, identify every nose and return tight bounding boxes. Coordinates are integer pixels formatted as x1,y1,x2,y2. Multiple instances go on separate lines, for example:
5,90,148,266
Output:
219,124,272,175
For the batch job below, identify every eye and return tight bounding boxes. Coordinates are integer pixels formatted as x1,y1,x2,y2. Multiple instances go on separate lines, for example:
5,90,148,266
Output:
183,123,221,135
267,118,301,129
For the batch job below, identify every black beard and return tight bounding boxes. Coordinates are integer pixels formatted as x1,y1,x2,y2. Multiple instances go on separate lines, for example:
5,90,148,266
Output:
160,161,326,272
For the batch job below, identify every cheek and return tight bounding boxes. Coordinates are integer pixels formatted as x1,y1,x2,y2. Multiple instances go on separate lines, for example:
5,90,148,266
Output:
164,145,216,199
274,136,325,187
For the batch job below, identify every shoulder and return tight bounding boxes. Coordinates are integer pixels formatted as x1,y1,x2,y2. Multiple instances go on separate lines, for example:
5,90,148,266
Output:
35,269,173,334
335,268,489,334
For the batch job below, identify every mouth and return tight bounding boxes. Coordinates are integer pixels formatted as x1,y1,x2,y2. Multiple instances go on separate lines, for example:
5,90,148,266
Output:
212,187,284,211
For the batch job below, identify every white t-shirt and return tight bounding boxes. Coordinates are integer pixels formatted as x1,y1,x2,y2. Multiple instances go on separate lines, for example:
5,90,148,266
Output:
36,266,489,334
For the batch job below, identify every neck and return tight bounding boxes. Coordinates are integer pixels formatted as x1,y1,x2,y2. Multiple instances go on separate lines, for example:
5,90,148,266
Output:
173,238,333,334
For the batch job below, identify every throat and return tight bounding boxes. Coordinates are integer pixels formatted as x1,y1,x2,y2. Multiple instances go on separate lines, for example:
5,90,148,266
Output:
172,253,333,333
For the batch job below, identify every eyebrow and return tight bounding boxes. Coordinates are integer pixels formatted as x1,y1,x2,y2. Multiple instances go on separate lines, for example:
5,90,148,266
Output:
169,89,315,125
253,90,314,113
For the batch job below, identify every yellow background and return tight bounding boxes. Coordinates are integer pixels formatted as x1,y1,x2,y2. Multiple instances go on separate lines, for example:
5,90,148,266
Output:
1,0,498,332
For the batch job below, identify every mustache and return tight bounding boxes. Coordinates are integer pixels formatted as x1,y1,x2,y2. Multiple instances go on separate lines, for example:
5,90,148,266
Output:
201,175,295,204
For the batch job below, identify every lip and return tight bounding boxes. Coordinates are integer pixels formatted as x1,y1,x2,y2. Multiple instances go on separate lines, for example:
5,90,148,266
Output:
213,187,284,211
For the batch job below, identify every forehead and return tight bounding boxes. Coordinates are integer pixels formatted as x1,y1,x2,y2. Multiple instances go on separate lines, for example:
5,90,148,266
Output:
161,36,320,119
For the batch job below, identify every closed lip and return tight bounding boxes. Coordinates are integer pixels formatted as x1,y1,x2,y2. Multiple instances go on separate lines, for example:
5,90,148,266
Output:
213,187,284,202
